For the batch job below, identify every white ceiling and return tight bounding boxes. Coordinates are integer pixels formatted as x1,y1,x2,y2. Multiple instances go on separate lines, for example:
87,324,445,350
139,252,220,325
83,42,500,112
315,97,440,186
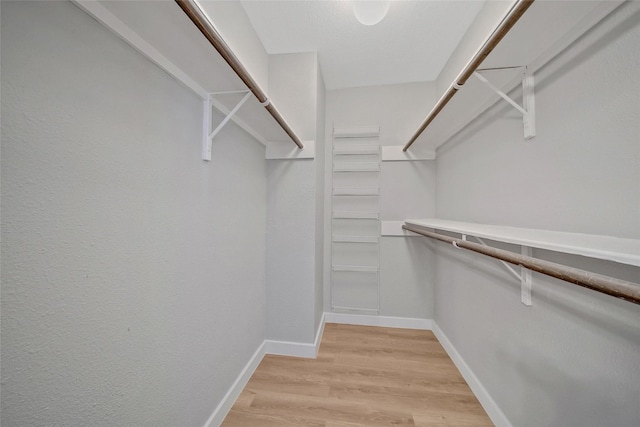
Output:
239,0,485,90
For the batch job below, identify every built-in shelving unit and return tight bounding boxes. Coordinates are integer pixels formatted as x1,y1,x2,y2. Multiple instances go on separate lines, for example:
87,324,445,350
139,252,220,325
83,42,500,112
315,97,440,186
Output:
333,211,379,220
331,127,381,313
404,218,640,267
402,218,640,306
332,187,380,196
333,163,380,172
332,236,380,244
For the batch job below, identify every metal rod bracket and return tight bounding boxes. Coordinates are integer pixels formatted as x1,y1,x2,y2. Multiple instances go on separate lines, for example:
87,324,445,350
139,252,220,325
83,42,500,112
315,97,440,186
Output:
473,69,536,140
203,91,252,161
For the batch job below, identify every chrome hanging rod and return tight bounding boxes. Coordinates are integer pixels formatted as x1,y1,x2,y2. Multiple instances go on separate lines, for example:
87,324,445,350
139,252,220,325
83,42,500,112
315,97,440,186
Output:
403,0,535,152
175,0,304,149
402,224,640,305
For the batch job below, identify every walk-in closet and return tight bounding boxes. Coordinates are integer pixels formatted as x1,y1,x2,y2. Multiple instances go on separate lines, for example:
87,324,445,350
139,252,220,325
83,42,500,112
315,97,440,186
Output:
2,1,639,426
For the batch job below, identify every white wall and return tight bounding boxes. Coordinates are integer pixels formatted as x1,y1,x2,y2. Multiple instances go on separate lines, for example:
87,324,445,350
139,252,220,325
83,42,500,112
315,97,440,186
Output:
325,82,437,318
434,2,640,426
265,53,321,344
1,2,267,426
198,0,270,94
315,64,327,332
436,0,516,95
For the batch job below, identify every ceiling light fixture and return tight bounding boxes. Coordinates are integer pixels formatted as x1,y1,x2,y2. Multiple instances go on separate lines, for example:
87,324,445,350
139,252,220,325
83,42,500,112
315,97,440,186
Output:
353,1,391,26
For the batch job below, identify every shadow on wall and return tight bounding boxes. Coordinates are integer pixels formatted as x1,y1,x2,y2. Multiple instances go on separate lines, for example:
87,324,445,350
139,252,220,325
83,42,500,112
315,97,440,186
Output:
500,338,639,426
435,239,640,425
535,4,640,95
437,3,640,159
437,238,640,343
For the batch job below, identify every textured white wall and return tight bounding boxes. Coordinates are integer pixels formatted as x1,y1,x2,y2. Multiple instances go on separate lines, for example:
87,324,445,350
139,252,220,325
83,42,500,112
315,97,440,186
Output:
434,2,640,426
265,53,319,343
325,82,437,317
1,2,267,426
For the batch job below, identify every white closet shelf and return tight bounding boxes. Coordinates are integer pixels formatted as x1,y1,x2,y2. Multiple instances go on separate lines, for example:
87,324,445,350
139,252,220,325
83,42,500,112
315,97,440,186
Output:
404,218,640,267
333,211,379,220
74,0,309,154
333,187,379,196
332,265,379,272
333,162,380,172
333,235,380,243
334,145,380,155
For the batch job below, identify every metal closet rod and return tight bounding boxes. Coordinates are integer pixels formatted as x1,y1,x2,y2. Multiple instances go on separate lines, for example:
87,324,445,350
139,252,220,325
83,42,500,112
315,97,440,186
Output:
175,0,304,149
403,0,535,152
402,225,640,306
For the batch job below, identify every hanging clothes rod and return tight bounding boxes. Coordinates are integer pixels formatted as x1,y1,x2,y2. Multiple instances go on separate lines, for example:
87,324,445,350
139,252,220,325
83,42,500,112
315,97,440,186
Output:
175,0,304,149
403,0,534,152
402,224,640,305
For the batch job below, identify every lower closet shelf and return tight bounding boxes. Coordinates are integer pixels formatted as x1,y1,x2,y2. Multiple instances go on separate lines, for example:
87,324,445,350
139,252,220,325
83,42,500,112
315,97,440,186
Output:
332,265,379,272
332,211,379,220
333,235,379,243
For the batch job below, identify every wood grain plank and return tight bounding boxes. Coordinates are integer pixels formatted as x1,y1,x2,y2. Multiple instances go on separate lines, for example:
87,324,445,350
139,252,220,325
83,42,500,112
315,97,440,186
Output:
221,323,493,426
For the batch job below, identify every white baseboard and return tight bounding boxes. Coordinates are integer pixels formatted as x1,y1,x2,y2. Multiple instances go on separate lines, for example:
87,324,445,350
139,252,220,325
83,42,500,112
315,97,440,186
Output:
205,314,439,427
265,313,326,358
204,341,266,427
324,312,432,330
432,322,513,427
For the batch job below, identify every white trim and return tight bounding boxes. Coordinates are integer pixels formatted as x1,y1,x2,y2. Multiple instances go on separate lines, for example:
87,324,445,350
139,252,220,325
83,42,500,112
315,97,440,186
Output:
264,313,326,358
432,322,513,427
324,312,432,330
264,339,317,358
203,341,266,427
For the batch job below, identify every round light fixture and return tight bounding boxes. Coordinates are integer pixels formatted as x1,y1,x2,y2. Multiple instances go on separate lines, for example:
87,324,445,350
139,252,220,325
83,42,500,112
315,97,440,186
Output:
353,1,390,26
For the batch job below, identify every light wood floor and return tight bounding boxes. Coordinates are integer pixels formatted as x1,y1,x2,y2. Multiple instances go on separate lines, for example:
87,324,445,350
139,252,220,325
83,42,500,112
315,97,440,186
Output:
221,323,493,427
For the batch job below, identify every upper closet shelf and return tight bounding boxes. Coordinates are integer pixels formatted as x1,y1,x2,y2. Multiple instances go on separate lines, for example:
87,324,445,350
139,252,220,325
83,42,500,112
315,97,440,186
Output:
405,0,624,153
72,0,308,159
404,219,640,267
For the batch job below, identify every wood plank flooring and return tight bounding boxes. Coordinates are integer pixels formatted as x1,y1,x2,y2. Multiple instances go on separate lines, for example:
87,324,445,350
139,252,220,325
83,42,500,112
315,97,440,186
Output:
221,323,493,427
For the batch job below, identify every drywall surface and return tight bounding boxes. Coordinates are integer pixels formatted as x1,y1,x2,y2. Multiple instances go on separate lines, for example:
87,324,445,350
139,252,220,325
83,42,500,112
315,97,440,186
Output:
436,0,516,95
265,52,319,344
315,65,327,333
265,160,316,343
199,0,269,94
268,52,319,141
379,159,436,318
1,2,267,426
327,82,436,147
434,3,640,426
325,83,437,316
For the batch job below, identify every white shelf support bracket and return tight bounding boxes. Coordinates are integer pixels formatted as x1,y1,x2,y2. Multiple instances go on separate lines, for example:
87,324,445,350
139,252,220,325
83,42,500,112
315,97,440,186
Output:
202,90,252,161
473,69,536,140
474,236,533,306
521,246,533,306
474,237,522,282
